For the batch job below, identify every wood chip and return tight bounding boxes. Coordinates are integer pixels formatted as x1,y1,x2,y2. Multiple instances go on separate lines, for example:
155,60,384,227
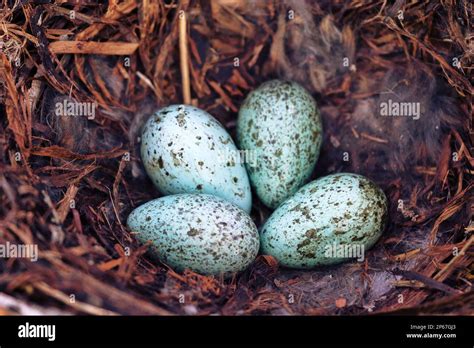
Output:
49,41,139,55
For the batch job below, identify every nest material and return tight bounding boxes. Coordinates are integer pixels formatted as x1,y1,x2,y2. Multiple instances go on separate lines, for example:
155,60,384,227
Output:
0,0,472,315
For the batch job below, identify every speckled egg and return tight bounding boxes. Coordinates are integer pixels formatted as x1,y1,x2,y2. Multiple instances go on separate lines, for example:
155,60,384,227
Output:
141,104,252,213
237,80,322,209
260,173,388,268
127,194,259,276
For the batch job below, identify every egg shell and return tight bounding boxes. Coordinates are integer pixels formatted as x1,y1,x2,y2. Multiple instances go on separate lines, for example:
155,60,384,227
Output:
260,173,388,268
237,80,322,209
141,104,252,213
127,194,260,276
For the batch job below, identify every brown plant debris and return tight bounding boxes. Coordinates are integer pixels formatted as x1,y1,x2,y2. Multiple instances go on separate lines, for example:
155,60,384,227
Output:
0,0,472,315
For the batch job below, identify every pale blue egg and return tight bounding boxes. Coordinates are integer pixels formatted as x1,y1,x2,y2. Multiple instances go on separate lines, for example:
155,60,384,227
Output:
260,173,388,268
141,105,252,213
127,194,259,276
237,80,322,209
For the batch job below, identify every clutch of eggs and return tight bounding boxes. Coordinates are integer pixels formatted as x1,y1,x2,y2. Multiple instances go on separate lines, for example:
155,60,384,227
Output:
130,81,388,274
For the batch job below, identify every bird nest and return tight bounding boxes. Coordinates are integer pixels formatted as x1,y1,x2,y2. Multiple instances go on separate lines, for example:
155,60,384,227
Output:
0,0,472,315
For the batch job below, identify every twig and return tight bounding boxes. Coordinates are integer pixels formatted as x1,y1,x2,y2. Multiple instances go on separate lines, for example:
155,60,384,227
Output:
0,292,72,315
434,235,474,281
179,10,191,104
391,269,461,295
34,282,119,316
49,41,139,55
